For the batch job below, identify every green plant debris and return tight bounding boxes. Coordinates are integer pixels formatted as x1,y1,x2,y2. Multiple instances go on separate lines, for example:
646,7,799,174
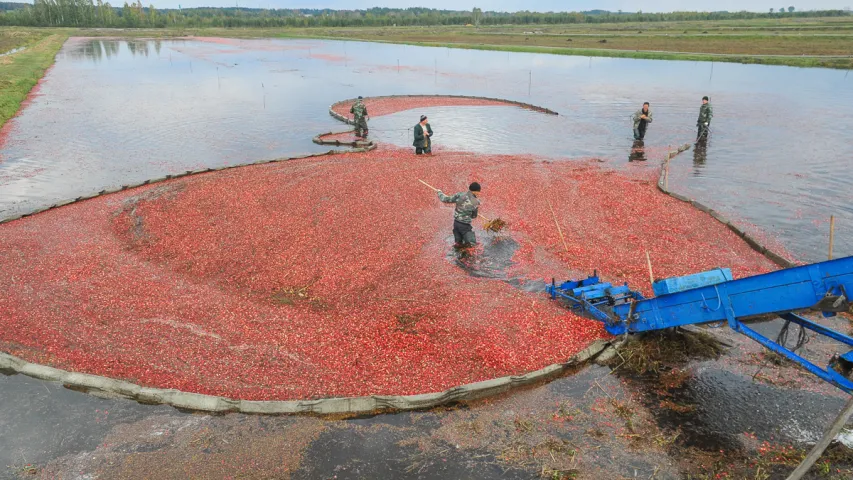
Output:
610,329,726,376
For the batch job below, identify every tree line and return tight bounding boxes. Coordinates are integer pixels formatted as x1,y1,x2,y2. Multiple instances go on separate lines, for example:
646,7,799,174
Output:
0,2,848,29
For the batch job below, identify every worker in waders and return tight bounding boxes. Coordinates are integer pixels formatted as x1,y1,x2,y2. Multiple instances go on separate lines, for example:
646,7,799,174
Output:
437,182,481,247
350,96,369,138
697,96,713,140
413,115,434,155
632,102,653,141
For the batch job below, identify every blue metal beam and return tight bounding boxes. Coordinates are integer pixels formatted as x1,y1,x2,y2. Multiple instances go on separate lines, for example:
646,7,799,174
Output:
733,321,853,394
779,313,853,348
548,257,853,395
613,256,853,333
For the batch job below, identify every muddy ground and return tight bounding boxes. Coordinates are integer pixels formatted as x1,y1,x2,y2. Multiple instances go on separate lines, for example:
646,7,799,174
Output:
3,317,853,480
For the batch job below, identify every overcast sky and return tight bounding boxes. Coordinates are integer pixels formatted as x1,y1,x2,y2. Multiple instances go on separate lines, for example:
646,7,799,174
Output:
169,1,851,12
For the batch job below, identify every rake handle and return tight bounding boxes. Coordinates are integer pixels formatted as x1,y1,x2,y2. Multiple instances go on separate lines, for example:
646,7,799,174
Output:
420,179,492,223
547,199,569,253
646,251,655,286
418,179,439,192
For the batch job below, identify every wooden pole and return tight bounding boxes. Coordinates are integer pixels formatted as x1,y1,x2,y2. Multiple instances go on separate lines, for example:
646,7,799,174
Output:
829,215,835,260
646,251,655,286
418,179,439,192
547,199,570,253
786,396,853,480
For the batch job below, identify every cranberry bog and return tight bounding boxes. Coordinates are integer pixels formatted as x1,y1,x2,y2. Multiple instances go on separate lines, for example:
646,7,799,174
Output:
2,37,839,410
0,92,777,402
2,37,850,263
3,36,853,479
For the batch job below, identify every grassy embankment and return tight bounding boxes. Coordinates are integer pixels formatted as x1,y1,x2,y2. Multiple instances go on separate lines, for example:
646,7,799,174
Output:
0,29,67,130
285,19,853,69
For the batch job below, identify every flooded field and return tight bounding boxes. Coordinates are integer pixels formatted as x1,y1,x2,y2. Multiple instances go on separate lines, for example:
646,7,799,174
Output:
1,37,851,261
1,37,853,479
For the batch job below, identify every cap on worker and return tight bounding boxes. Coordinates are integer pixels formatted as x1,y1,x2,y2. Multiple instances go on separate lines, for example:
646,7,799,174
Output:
420,115,427,122
702,96,709,101
469,182,481,192
358,96,363,99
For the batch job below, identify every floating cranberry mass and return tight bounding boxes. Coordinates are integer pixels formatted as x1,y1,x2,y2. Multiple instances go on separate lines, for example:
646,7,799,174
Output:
0,97,776,401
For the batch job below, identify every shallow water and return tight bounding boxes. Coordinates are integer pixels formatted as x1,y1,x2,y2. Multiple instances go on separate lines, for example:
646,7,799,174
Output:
446,234,519,279
1,37,851,262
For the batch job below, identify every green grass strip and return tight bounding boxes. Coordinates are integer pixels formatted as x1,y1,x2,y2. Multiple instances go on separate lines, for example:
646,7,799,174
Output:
327,38,853,69
0,34,67,131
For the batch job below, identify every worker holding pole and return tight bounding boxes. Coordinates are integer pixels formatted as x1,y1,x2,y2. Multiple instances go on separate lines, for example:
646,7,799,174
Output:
437,182,482,247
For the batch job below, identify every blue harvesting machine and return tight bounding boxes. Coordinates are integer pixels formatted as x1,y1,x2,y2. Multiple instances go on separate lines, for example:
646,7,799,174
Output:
547,256,853,394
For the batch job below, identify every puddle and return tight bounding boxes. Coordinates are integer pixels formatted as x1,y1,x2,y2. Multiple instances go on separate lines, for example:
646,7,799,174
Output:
0,46,25,57
0,374,177,473
838,429,853,449
294,427,530,480
648,365,845,450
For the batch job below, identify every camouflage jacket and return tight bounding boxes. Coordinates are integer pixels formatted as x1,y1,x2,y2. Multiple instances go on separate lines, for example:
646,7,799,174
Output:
350,100,368,121
697,103,713,126
632,109,653,129
438,190,480,224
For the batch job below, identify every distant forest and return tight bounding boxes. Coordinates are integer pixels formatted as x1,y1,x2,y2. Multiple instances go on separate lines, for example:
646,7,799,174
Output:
0,2,849,28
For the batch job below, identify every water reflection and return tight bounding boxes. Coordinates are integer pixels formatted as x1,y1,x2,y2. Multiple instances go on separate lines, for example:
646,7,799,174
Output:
693,136,709,172
126,40,149,57
69,39,122,62
104,40,120,58
628,139,647,162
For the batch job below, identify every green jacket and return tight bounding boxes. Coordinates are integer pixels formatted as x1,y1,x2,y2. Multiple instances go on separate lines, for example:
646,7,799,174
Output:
413,123,433,148
697,103,713,126
350,100,368,122
632,109,653,129
438,190,480,224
